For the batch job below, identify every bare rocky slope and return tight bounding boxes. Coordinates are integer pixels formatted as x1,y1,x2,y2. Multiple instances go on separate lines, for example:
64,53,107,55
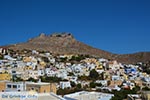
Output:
4,33,150,64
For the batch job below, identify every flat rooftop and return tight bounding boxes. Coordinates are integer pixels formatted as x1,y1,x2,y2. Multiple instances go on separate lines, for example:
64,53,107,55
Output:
38,93,63,100
26,82,50,86
64,91,114,100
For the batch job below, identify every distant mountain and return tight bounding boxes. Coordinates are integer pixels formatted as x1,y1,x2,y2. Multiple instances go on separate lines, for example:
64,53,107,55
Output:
2,33,150,64
114,52,150,64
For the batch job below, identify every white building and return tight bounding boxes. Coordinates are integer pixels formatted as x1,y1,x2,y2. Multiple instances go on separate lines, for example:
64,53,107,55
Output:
95,80,108,86
28,70,39,79
38,69,45,76
4,55,16,61
0,48,2,54
5,82,25,92
60,81,71,89
112,75,120,81
56,70,68,79
45,68,56,77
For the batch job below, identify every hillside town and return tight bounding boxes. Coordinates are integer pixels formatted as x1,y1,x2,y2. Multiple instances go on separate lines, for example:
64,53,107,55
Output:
0,48,150,100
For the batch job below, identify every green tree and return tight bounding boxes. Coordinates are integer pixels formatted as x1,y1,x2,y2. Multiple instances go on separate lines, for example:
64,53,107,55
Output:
76,83,82,89
142,86,150,91
96,83,102,87
69,55,85,62
132,86,140,93
57,88,83,96
27,77,38,82
0,54,3,60
70,81,76,87
90,82,96,88
15,77,23,82
40,76,62,83
78,75,90,81
42,57,49,63
89,69,99,80
60,57,67,62
111,86,141,100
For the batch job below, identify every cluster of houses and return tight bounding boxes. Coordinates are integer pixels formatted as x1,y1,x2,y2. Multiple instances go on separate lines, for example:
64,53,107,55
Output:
0,48,150,100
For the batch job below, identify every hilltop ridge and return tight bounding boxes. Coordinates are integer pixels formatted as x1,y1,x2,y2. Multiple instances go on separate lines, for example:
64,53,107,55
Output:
8,32,112,59
2,32,150,64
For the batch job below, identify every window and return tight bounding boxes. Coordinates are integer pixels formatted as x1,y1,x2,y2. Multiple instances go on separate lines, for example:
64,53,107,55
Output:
31,88,34,90
18,85,20,88
7,85,11,88
44,90,46,93
36,89,39,92
13,85,17,88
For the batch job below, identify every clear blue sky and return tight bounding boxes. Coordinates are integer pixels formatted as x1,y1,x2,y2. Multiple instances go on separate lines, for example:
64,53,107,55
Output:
0,0,150,54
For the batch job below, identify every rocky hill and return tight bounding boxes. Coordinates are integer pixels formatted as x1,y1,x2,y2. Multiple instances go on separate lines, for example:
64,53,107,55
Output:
7,33,112,58
3,33,150,64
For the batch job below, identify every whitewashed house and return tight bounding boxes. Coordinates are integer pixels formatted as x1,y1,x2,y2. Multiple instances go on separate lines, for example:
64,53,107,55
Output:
5,82,25,92
60,81,71,89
